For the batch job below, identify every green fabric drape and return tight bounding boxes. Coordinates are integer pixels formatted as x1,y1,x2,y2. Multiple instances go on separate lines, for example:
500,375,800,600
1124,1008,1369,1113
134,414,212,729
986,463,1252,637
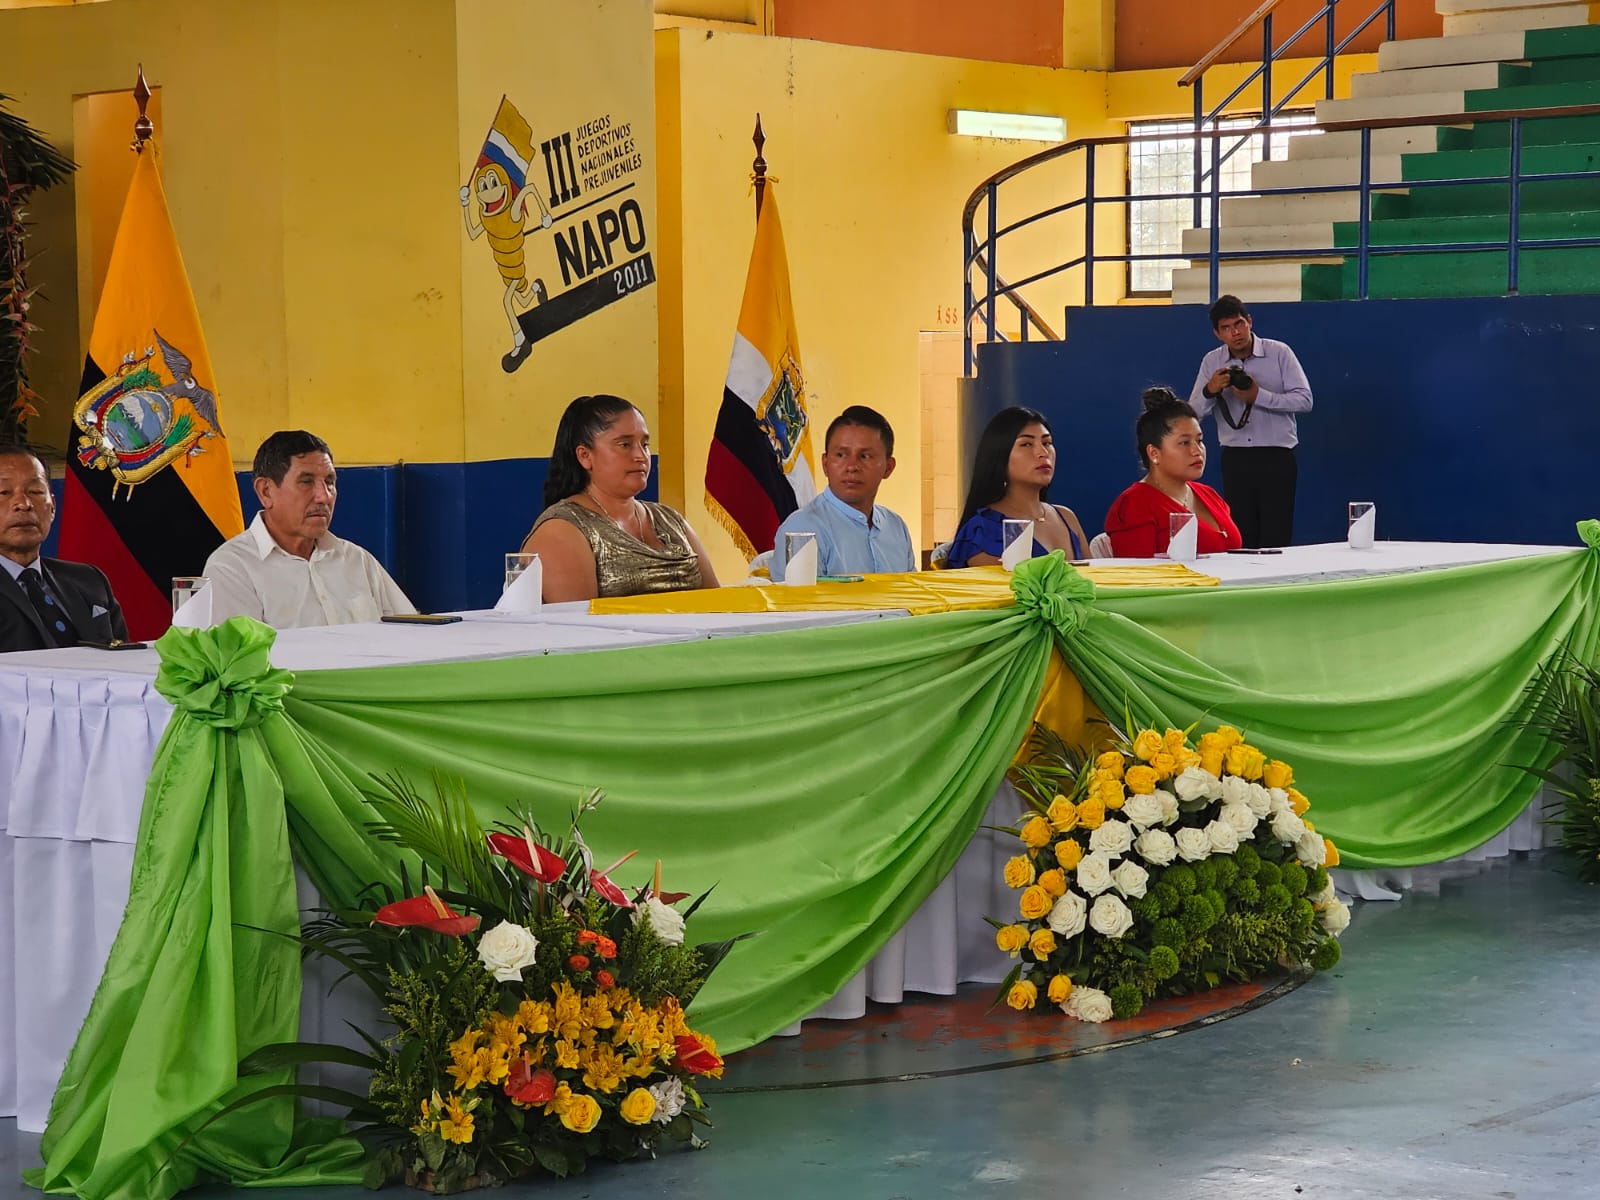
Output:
25,546,1600,1199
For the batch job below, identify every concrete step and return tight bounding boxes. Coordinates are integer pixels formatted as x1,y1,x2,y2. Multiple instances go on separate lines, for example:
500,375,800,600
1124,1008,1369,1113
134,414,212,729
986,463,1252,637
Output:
1219,190,1384,225
1437,0,1581,14
1351,60,1520,99
1170,261,1319,305
1443,6,1592,38
1180,222,1336,255
1315,91,1469,125
1252,155,1404,190
1287,126,1445,160
1377,30,1528,72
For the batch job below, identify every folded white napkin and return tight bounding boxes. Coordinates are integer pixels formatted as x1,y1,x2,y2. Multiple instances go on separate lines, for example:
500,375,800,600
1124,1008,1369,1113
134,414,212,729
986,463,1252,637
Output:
1001,520,1035,571
1168,515,1199,562
171,582,214,629
1349,505,1376,549
495,557,543,613
784,537,818,587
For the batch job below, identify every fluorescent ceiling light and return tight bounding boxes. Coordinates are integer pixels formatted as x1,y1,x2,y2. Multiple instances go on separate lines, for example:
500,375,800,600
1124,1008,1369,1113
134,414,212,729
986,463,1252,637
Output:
947,109,1066,142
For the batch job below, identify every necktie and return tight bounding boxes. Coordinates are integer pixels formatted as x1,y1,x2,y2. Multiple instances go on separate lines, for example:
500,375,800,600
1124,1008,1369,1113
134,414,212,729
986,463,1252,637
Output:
19,566,78,648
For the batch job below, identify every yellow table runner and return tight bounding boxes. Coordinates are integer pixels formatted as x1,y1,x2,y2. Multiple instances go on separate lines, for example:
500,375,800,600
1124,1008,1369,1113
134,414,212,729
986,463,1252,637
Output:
589,562,1217,617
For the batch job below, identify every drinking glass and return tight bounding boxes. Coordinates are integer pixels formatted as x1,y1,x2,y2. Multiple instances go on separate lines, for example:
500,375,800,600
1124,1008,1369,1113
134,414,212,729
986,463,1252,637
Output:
1348,501,1376,550
782,531,818,586
171,576,207,615
505,552,540,592
1000,519,1034,571
1167,511,1198,562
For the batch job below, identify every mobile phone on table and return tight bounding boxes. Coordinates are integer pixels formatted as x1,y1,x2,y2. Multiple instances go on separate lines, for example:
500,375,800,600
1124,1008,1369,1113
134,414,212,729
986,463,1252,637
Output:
1225,548,1284,555
818,574,865,583
78,639,150,650
381,613,463,625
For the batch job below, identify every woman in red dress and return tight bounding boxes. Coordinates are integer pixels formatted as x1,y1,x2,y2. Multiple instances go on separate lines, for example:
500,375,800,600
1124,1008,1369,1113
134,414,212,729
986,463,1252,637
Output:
1104,387,1242,557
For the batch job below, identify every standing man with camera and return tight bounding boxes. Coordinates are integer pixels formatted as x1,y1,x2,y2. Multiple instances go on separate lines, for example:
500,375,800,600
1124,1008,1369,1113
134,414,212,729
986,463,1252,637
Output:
1189,295,1313,548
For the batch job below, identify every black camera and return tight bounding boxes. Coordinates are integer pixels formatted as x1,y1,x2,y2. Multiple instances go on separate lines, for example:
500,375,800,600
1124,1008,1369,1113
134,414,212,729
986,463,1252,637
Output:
1225,364,1254,391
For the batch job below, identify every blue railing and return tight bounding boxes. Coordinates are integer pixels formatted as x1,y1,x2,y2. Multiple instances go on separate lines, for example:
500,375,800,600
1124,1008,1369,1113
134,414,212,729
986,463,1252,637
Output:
961,102,1600,376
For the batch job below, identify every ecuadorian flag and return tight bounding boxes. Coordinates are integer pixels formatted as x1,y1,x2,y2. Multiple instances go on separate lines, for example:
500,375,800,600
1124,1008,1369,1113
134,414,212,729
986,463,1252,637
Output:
477,96,536,192
705,184,816,559
59,144,244,640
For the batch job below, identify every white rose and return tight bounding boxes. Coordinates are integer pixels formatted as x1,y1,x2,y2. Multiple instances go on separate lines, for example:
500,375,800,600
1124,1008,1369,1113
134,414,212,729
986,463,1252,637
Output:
1308,881,1336,908
1263,786,1289,818
1089,819,1135,860
1122,792,1166,831
633,895,686,946
1271,809,1307,845
1089,894,1134,938
1074,850,1116,896
1320,898,1351,935
1158,791,1181,826
1204,818,1240,855
1111,859,1149,900
1219,775,1253,807
1174,827,1212,862
648,1076,686,1123
1220,802,1258,838
477,920,539,982
1134,828,1177,866
1046,889,1087,937
1065,984,1113,1022
1174,766,1223,803
1296,829,1328,867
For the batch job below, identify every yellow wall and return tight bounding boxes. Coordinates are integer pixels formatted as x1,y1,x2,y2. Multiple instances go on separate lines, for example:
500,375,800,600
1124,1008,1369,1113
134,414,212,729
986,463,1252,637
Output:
655,29,1120,580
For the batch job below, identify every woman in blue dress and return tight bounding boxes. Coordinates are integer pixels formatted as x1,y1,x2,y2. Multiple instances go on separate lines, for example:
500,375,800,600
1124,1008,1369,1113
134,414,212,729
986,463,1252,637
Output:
947,406,1089,568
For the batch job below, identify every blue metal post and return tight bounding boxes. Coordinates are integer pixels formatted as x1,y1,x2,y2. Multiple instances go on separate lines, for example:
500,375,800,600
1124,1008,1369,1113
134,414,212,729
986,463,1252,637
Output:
1192,85,1205,229
962,225,975,376
1508,117,1522,295
1325,0,1336,99
1262,14,1274,161
1386,0,1395,42
1209,133,1222,300
1357,126,1372,298
1085,144,1097,307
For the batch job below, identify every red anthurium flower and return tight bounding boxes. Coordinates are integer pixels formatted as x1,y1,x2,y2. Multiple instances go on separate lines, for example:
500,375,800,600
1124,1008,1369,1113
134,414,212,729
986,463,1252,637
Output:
505,1057,556,1105
487,828,566,883
589,870,634,909
595,970,615,990
657,890,691,904
371,885,480,936
674,1033,723,1076
568,954,590,971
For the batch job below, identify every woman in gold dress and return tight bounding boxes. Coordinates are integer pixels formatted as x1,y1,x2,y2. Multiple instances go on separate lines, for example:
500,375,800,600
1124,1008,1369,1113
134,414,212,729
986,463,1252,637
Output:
521,395,721,601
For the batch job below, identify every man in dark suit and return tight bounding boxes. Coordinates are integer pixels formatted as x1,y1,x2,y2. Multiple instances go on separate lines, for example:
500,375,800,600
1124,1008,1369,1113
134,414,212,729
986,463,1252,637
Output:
0,446,128,652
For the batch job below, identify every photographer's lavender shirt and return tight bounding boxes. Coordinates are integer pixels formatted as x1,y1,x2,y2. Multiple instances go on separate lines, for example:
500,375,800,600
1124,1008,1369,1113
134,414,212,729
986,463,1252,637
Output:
1189,336,1313,449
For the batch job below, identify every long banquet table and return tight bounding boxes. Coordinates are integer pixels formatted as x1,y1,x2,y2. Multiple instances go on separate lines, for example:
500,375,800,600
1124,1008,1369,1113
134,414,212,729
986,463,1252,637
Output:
0,541,1585,1137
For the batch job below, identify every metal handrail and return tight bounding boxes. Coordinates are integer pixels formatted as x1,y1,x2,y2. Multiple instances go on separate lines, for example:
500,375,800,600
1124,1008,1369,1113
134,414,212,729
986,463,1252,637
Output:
1180,0,1282,87
961,102,1600,374
973,251,1060,343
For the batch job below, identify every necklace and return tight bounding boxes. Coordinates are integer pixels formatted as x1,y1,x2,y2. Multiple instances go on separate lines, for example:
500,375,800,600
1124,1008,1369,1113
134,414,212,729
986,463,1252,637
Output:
1146,477,1194,511
586,488,649,540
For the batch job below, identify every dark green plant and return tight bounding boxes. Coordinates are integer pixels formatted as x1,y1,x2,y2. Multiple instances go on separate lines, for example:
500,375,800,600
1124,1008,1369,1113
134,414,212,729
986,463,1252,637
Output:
1514,650,1600,882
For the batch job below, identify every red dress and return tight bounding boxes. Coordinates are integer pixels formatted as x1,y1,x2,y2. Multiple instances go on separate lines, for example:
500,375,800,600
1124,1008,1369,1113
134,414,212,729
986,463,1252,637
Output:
1104,481,1242,557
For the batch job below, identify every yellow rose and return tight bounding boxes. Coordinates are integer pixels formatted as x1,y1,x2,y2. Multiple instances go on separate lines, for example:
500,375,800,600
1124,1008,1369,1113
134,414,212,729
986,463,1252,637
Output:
1047,974,1074,1005
559,1092,602,1134
1132,729,1163,762
619,1087,656,1125
1019,885,1052,920
1176,748,1202,773
995,924,1028,954
1095,778,1126,810
1124,765,1159,795
1323,838,1340,867
1262,759,1294,790
1020,815,1054,849
1162,728,1188,756
1287,787,1311,815
1076,796,1106,830
1047,794,1078,833
1029,928,1058,958
1037,868,1067,898
1054,839,1084,871
1150,751,1179,781
1004,855,1036,890
1006,979,1038,1011
1199,746,1225,777
1303,818,1315,832
1225,743,1266,781
1094,751,1125,779
1214,725,1244,748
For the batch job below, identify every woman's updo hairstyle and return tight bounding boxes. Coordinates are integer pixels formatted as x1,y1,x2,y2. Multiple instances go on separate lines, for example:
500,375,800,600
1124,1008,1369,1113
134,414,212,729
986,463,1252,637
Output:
1135,386,1198,471
544,394,639,508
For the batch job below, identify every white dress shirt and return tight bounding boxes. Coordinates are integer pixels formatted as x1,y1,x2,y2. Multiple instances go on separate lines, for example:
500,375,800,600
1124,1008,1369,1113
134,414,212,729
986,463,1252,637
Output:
202,513,416,629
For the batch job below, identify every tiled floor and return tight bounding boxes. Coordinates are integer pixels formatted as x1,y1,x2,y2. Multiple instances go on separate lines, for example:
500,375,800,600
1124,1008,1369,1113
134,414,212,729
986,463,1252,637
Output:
4,852,1595,1199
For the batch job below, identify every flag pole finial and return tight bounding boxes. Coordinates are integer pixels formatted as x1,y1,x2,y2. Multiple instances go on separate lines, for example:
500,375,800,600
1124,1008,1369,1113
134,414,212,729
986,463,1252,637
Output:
752,114,767,220
131,65,153,153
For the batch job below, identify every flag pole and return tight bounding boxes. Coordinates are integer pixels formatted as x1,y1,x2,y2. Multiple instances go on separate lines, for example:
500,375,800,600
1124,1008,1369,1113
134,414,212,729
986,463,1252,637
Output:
131,64,152,153
752,114,766,220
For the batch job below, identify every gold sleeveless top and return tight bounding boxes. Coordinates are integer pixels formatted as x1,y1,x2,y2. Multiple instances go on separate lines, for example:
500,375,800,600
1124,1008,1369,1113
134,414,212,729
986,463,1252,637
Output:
530,499,704,598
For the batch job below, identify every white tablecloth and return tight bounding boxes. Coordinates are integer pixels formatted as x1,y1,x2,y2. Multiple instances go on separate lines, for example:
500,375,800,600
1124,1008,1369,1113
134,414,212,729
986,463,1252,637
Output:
0,546,1571,1126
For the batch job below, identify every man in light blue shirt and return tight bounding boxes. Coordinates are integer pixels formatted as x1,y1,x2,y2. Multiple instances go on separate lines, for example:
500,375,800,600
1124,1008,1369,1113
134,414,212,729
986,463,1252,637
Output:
770,405,916,581
1189,295,1313,548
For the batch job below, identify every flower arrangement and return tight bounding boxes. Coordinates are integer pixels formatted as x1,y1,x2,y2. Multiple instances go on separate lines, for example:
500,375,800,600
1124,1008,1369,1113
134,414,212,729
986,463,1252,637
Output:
251,776,739,1194
991,721,1349,1022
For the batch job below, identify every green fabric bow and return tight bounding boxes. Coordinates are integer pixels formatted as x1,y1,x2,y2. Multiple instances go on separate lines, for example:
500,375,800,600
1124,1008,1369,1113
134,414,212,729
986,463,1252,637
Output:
1578,519,1600,551
1009,550,1098,640
154,615,293,729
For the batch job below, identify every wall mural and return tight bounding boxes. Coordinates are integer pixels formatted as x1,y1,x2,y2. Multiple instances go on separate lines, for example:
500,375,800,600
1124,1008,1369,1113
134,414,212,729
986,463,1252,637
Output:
462,96,654,373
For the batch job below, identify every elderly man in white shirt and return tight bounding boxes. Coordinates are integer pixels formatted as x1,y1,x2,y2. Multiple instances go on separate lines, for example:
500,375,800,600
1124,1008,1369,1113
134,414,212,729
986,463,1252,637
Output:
203,430,415,628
